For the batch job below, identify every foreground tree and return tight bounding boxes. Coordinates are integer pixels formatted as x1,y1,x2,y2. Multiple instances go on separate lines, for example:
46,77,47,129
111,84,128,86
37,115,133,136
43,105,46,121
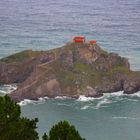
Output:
43,121,85,140
0,96,86,140
0,96,39,140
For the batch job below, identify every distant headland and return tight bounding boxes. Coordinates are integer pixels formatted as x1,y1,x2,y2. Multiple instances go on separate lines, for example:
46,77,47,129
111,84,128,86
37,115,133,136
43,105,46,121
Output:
0,37,140,101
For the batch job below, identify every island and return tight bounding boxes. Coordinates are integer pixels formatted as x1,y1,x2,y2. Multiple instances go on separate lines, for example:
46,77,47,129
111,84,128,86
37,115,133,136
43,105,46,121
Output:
0,37,140,101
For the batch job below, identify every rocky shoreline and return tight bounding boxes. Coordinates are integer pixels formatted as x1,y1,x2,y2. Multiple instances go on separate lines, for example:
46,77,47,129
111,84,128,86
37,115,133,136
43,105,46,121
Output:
0,41,140,101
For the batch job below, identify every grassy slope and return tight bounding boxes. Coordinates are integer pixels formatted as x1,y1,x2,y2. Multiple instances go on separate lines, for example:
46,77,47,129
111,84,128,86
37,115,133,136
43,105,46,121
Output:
0,50,47,62
44,59,133,95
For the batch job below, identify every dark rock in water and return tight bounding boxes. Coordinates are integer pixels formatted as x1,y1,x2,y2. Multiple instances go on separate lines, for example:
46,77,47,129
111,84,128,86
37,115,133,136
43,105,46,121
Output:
0,42,139,101
123,76,140,94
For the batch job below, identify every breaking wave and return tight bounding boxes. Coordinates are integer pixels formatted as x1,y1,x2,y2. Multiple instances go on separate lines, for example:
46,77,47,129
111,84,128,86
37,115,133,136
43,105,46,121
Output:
18,97,49,106
55,96,72,100
77,91,140,110
17,91,140,109
77,95,96,102
0,84,140,108
0,84,17,95
129,91,140,97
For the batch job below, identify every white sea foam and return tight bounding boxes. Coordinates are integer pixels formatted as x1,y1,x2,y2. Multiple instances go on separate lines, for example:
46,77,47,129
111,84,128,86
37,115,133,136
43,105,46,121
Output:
109,91,124,96
18,97,49,106
55,96,72,99
16,90,140,107
77,95,95,102
0,90,7,94
81,105,89,110
129,91,140,97
113,91,140,98
76,91,124,103
38,97,49,101
18,99,33,106
112,116,139,120
96,98,112,109
0,84,17,94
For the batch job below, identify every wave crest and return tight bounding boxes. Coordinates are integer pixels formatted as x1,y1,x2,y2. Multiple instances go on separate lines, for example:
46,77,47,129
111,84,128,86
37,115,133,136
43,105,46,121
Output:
18,97,48,106
0,84,17,95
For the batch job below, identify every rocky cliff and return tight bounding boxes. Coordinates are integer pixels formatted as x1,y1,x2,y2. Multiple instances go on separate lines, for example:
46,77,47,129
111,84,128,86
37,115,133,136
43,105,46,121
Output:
0,42,140,101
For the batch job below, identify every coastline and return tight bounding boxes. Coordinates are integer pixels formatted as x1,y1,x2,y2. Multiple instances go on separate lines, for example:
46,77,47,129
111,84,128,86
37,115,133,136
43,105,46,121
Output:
0,41,140,101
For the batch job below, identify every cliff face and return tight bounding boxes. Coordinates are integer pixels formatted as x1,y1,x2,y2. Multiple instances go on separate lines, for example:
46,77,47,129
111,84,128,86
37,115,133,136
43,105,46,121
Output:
0,42,140,101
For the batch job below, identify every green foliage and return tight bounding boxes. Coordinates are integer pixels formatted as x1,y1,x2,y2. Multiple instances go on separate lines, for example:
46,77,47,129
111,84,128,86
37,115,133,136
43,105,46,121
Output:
0,95,20,124
100,50,109,58
0,96,39,140
58,70,76,85
73,61,103,87
43,121,85,140
1,50,47,63
108,66,131,77
73,60,92,73
0,96,86,140
42,133,49,140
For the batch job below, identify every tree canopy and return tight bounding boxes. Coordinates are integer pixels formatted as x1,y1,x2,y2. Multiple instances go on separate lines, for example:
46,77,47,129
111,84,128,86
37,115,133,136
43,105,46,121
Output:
43,121,85,140
0,96,39,140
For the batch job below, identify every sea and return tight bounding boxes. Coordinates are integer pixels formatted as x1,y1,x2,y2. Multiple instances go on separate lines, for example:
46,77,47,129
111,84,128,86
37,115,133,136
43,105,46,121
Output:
0,0,140,140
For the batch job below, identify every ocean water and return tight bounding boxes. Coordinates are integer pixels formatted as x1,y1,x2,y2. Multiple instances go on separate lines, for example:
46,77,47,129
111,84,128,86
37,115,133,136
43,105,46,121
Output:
0,0,140,140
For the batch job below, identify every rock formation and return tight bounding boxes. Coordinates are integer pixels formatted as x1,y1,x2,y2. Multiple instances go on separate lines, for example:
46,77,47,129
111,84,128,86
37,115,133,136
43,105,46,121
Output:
0,42,140,101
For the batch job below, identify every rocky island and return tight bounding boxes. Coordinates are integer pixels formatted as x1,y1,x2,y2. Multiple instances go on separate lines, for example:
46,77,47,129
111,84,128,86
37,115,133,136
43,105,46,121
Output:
0,38,140,101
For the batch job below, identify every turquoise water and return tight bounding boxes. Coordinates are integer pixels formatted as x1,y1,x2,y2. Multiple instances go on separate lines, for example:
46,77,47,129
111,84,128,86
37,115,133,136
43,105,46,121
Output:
0,0,140,139
21,93,140,140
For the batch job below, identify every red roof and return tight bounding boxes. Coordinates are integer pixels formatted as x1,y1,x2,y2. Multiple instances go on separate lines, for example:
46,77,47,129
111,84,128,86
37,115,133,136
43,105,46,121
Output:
73,36,85,43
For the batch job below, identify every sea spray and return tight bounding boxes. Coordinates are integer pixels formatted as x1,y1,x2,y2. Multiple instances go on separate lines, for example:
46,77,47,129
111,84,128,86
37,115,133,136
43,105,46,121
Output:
0,84,17,95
